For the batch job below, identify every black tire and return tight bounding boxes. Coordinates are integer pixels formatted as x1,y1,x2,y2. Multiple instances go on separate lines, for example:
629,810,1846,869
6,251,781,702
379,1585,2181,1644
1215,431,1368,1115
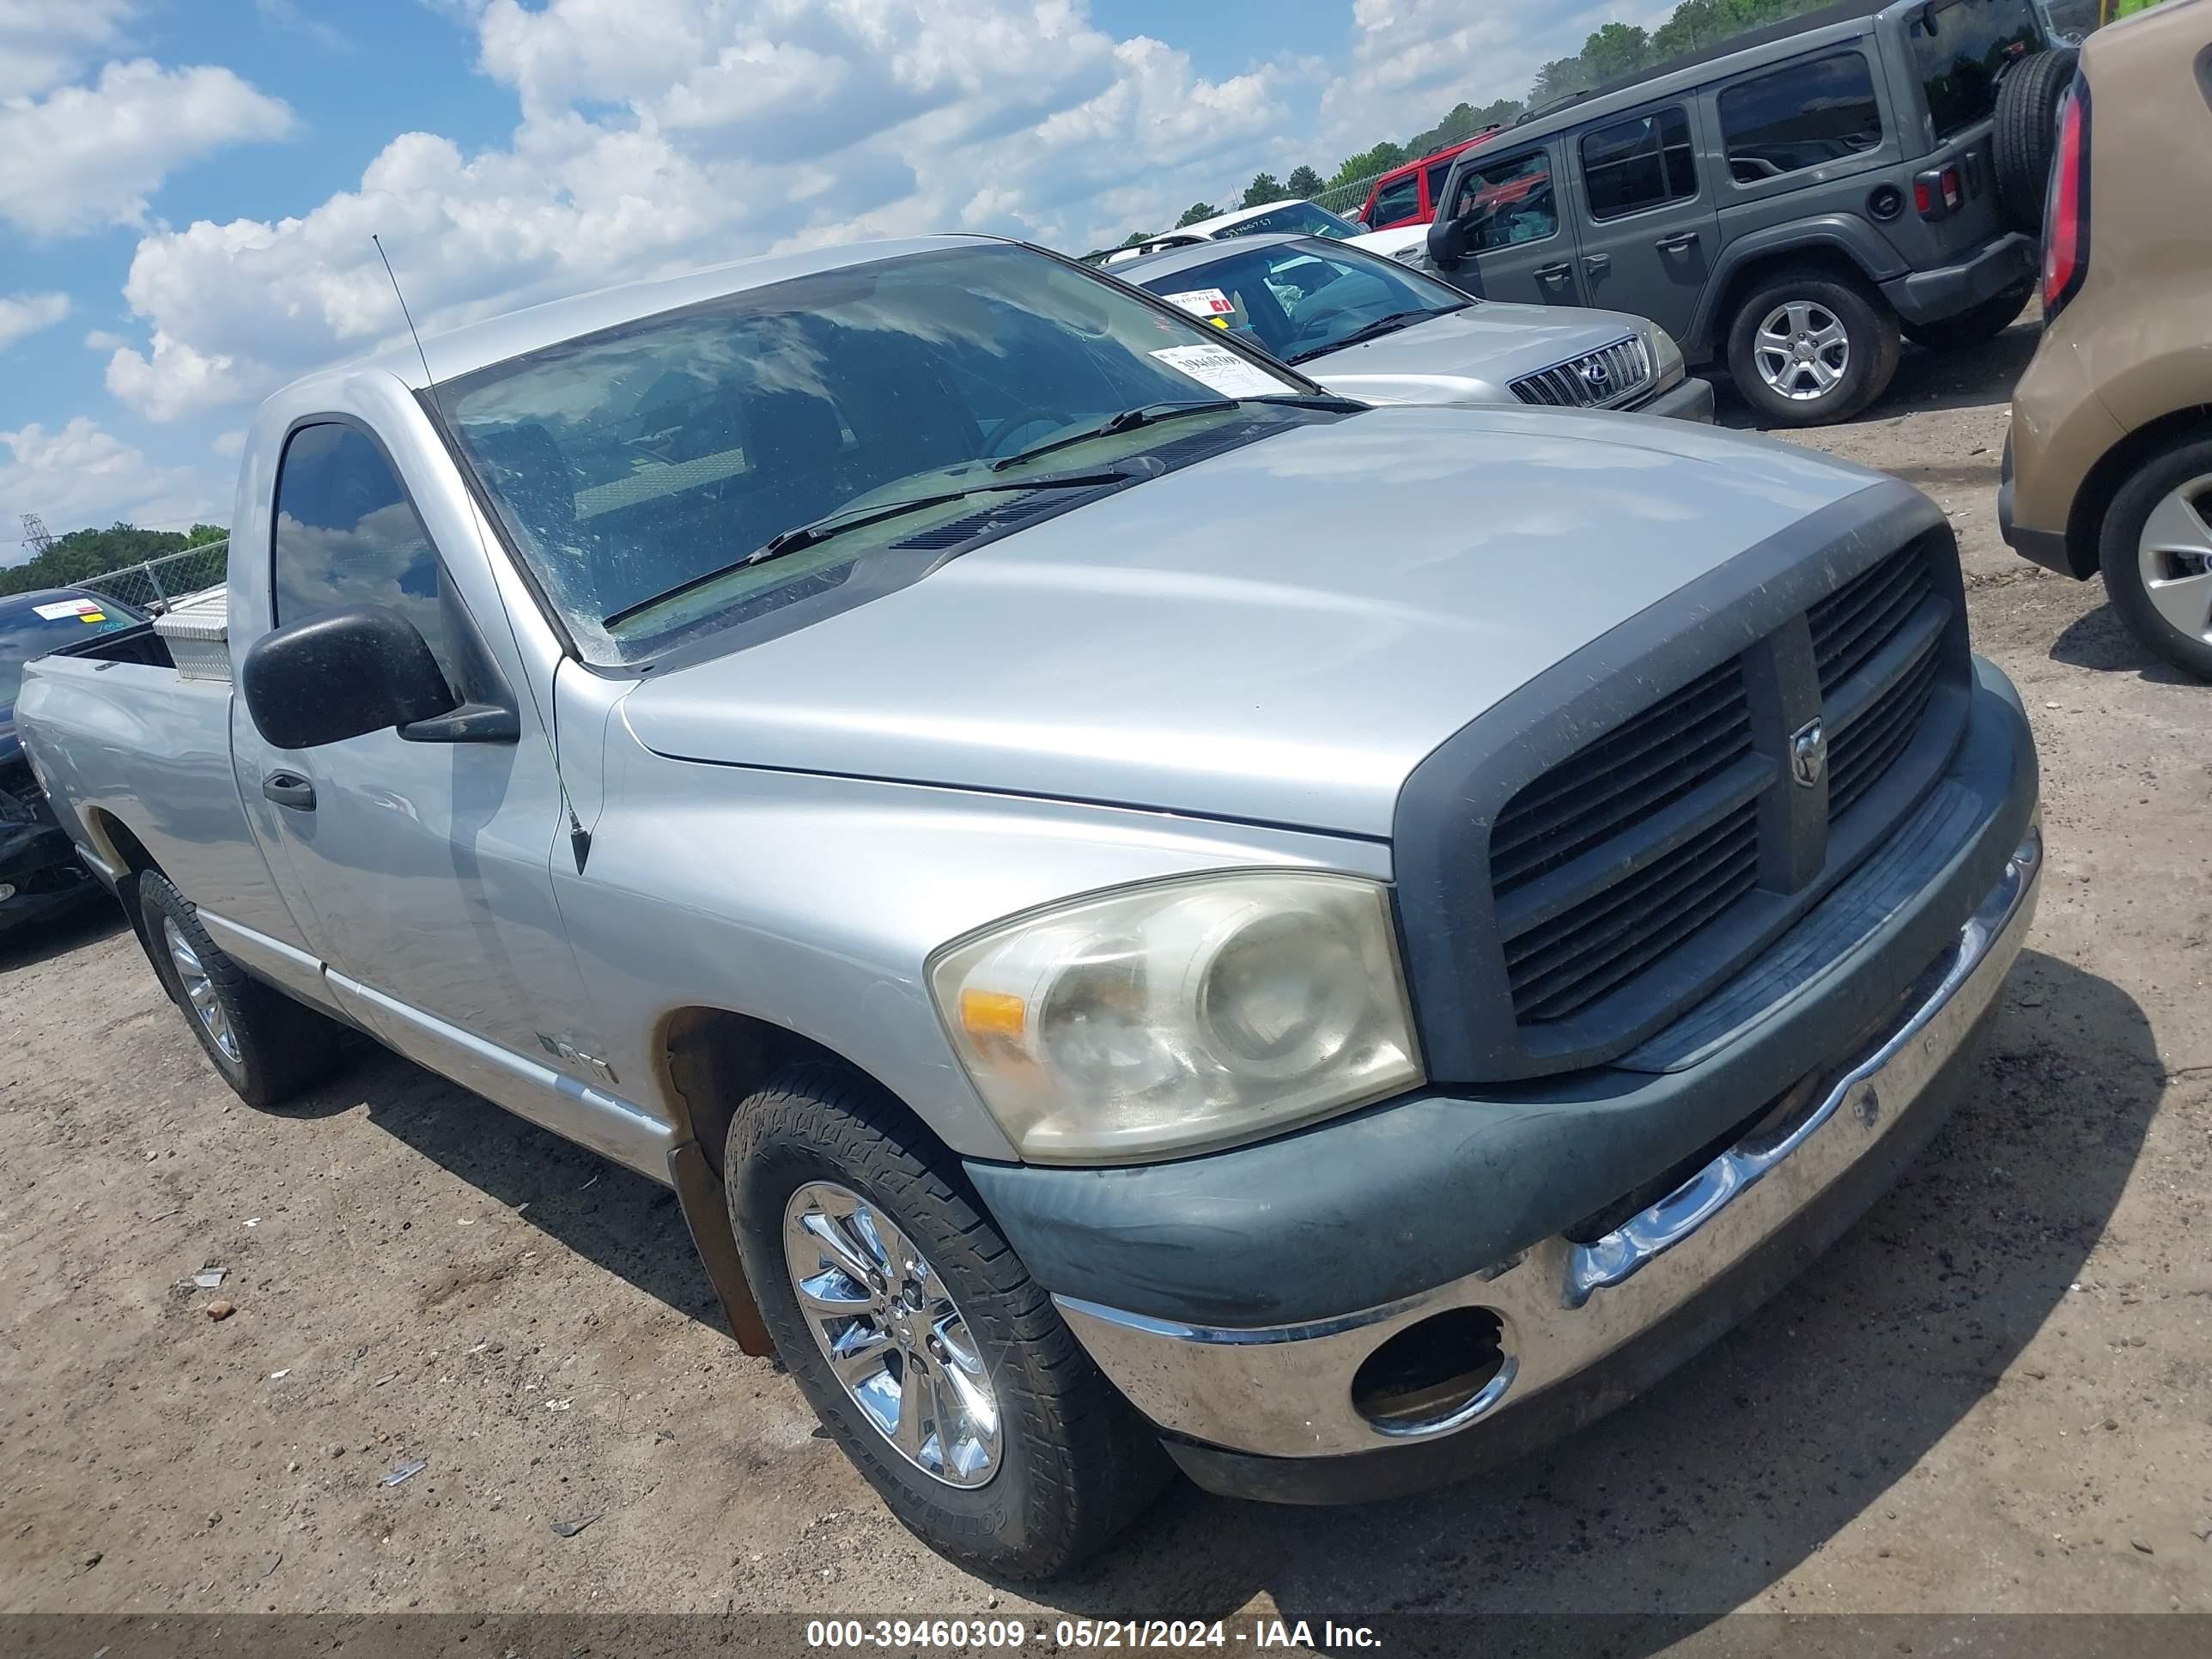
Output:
1994,47,2079,235
1724,268,1901,428
1901,279,2033,352
136,870,346,1108
2099,433,2212,681
726,1059,1170,1579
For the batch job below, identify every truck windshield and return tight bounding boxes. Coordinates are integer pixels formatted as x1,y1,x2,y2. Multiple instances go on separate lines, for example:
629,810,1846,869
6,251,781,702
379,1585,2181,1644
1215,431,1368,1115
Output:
1139,240,1471,364
1909,0,2045,142
0,599,136,707
440,243,1313,665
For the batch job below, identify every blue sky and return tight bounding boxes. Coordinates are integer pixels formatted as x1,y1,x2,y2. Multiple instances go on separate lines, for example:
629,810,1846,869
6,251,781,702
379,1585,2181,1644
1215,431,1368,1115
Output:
0,0,1666,561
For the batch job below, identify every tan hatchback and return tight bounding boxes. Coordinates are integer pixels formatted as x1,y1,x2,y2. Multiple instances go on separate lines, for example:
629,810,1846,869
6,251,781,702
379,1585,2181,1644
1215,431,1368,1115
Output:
2000,0,2212,677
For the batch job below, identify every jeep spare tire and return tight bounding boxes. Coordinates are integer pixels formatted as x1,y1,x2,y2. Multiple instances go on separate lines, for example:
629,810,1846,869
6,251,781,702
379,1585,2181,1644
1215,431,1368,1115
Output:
1994,47,2079,235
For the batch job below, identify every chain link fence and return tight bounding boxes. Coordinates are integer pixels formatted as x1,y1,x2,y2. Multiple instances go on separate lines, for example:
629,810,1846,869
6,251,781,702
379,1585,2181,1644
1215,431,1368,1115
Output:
79,541,229,614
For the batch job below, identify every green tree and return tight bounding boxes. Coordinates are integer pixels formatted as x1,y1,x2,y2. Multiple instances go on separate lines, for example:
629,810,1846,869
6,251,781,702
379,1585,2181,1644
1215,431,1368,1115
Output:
1241,172,1285,208
1328,141,1405,191
1581,21,1655,83
1175,201,1221,228
1529,54,1596,107
1118,228,1156,247
1654,0,1828,57
1285,165,1324,199
0,522,231,599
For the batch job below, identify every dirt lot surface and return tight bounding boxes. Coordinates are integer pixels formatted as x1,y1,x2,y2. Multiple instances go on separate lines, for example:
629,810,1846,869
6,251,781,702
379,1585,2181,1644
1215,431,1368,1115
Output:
3,318,2208,1643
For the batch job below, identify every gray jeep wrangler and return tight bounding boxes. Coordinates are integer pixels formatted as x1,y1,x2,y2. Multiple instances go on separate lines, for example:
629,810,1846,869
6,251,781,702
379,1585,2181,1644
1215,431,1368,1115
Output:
1424,0,2075,425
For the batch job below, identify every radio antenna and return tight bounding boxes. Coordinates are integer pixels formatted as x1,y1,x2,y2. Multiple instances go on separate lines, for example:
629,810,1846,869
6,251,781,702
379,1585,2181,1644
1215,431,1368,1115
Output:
372,234,593,872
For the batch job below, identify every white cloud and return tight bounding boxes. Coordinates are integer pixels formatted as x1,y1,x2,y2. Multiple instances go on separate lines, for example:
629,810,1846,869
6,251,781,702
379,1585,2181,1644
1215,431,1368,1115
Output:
105,330,247,422
0,416,217,537
102,0,1293,422
253,0,353,53
82,329,127,350
0,289,69,349
211,428,246,458
90,0,1702,430
0,0,136,99
1319,0,1680,154
0,58,295,237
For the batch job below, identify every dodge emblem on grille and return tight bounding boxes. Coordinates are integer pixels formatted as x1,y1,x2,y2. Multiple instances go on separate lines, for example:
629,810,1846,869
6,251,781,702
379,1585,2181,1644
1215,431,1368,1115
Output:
1582,360,1613,392
1790,718,1828,788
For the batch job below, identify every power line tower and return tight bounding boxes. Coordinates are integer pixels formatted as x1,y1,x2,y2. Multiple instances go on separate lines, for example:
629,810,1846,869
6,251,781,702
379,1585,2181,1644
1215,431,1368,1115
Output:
21,514,55,557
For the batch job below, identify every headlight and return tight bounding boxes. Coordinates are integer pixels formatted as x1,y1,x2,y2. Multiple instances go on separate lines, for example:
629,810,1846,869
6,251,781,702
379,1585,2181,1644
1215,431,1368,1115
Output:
1647,325,1685,386
929,872,1423,1164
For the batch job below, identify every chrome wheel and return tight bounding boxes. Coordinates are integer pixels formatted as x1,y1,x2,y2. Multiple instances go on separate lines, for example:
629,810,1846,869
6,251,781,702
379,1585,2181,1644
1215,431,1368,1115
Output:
782,1181,1001,1487
163,915,240,1064
2136,472,2212,643
1754,301,1850,401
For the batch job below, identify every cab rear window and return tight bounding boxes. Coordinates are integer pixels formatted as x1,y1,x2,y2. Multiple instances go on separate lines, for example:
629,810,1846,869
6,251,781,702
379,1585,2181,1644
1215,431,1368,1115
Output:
1909,0,2045,142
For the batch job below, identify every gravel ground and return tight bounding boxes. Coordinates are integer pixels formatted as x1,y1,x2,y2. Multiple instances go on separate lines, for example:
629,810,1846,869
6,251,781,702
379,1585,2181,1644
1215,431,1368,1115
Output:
3,317,2207,1638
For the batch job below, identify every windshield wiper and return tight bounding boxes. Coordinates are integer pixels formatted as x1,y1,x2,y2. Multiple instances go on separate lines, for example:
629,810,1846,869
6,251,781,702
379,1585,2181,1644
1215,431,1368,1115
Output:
990,400,1236,471
1286,309,1455,363
602,470,1133,628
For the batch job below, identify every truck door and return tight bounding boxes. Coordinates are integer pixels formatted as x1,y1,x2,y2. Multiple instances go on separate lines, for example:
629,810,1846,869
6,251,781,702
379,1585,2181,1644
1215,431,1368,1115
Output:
1435,140,1589,307
238,419,598,1107
1567,100,1719,347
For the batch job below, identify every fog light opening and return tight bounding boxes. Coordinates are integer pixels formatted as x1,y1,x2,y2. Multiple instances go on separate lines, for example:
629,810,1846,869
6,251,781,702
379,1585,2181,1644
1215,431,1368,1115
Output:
1351,1308,1516,1439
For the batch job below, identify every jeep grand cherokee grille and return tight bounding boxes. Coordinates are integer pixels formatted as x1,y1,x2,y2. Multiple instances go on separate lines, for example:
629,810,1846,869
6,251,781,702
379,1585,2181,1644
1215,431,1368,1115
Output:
1489,533,1959,1033
1510,336,1653,410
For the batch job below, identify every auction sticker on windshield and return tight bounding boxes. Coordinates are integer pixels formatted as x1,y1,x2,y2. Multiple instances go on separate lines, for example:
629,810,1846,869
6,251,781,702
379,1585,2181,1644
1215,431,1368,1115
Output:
1148,343,1291,398
1162,288,1236,319
33,598,104,621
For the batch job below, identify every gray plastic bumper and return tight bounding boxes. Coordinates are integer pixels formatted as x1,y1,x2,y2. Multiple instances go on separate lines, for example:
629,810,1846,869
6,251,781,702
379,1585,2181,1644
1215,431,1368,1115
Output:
1881,232,2036,324
1056,824,2039,1466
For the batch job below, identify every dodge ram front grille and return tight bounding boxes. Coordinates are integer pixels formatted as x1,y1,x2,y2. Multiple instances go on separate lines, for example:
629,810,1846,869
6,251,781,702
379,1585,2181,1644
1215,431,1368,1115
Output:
1811,542,1948,823
1491,661,1761,1024
1486,533,1959,1036
1829,642,1941,819
1510,336,1653,410
1504,801,1761,1022
1811,542,1936,688
1490,660,1752,896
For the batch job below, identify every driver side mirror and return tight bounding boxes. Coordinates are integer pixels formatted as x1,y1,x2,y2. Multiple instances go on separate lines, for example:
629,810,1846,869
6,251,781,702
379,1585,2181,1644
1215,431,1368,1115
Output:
1427,215,1470,270
242,605,457,750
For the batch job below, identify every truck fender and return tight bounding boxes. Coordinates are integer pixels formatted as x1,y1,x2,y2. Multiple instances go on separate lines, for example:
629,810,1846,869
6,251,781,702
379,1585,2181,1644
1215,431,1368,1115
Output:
1686,215,1906,358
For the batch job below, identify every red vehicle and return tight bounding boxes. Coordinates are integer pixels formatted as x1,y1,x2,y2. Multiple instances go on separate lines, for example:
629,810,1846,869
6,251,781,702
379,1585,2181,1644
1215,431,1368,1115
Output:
1354,128,1504,230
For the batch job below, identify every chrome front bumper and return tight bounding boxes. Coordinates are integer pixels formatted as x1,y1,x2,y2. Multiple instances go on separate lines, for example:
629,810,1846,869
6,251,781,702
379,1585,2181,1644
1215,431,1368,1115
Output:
1058,827,2043,1462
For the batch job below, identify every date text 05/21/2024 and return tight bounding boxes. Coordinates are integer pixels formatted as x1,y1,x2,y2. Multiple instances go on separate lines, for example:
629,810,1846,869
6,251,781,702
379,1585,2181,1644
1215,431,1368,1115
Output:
805,1618,1384,1650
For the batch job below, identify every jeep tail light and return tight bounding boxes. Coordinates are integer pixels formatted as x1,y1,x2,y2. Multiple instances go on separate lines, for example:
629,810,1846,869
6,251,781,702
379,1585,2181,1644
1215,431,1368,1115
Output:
1912,164,1963,220
2043,80,2090,317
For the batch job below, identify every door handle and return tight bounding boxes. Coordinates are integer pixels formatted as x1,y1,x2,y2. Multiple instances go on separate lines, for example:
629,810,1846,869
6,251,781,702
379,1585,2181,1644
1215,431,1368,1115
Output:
262,771,316,811
1532,262,1573,283
1655,230,1701,252
1583,252,1612,276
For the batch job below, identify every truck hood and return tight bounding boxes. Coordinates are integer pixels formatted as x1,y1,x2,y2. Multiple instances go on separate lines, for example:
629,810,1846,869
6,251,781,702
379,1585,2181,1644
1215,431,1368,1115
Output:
1303,303,1655,407
622,407,1888,838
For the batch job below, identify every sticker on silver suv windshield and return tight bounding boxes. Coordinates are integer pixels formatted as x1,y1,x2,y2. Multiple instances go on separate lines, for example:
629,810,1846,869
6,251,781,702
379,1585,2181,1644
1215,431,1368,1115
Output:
1161,288,1235,319
1148,343,1290,398
33,598,103,621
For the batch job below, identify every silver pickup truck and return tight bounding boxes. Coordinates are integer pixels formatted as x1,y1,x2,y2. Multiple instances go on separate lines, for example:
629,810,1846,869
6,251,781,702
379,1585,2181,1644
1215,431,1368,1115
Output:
19,235,2041,1578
